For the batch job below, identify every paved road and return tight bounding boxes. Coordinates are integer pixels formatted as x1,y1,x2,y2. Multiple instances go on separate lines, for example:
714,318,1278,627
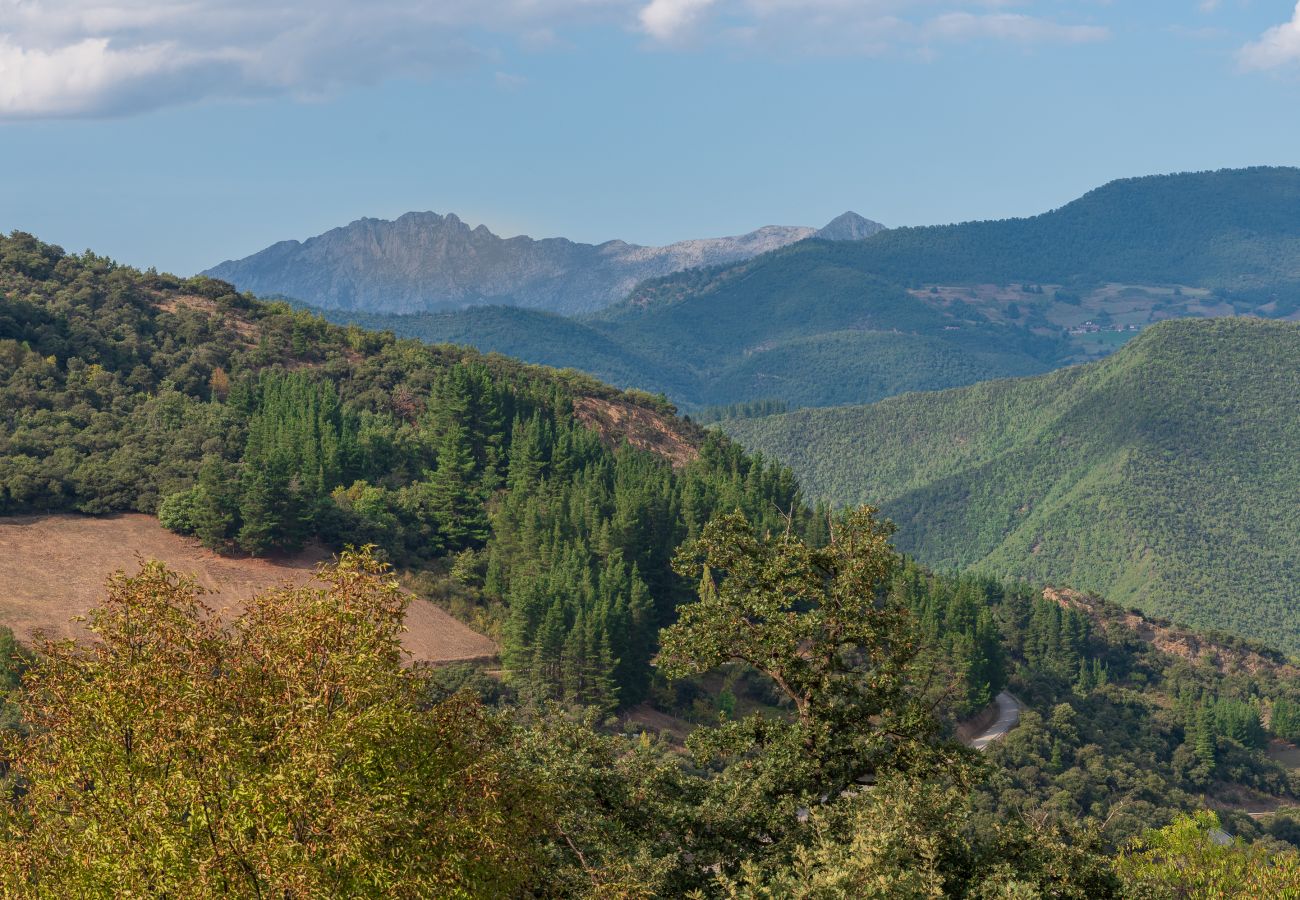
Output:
970,691,1023,751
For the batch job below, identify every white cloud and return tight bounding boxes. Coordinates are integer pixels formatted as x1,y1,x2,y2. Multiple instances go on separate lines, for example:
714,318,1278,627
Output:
1239,2,1300,70
0,0,1114,119
639,0,717,41
646,1,1110,55
923,12,1108,45
0,0,616,119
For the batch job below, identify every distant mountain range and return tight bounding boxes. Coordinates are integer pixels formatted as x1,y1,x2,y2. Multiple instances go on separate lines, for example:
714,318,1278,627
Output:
203,210,885,315
329,167,1300,412
721,318,1300,654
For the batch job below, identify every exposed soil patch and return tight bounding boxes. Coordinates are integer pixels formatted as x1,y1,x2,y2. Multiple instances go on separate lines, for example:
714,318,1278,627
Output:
620,703,693,745
1043,587,1298,679
1269,740,1300,771
573,396,699,469
0,513,496,664
155,293,259,343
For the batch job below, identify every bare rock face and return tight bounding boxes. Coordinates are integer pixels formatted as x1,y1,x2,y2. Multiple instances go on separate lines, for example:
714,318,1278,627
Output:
815,211,887,242
203,211,884,315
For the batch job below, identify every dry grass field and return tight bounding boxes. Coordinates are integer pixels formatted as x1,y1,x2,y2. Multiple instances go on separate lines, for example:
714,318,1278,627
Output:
0,513,497,664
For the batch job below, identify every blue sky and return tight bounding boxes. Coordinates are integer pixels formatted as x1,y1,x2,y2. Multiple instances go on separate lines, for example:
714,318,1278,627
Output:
3,1,1300,275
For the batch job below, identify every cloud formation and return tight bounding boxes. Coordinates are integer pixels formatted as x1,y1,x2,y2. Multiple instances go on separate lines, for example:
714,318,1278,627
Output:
0,0,1111,120
1239,2,1300,70
923,12,1108,45
639,0,717,41
637,0,1110,49
0,0,610,119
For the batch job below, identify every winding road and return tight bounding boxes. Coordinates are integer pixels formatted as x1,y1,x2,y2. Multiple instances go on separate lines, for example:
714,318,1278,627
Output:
969,691,1024,751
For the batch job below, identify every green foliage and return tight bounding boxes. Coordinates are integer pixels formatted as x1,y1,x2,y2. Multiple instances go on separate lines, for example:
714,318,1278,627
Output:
1274,698,1300,743
967,582,1300,848
714,775,1123,899
724,318,1300,653
691,398,789,425
889,565,1008,716
0,552,547,898
659,507,938,794
1117,811,1300,898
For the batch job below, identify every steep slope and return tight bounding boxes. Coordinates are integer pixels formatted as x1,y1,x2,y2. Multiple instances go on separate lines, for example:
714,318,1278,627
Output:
639,167,1300,305
341,249,1063,409
722,318,1300,652
204,211,883,315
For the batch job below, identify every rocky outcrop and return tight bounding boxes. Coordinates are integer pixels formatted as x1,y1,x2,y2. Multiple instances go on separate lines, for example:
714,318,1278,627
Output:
815,211,887,242
203,211,884,315
1042,587,1298,679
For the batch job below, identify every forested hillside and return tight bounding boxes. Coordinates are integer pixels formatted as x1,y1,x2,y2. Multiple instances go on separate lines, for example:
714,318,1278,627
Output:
829,166,1300,294
0,230,814,710
722,318,1300,653
635,167,1300,308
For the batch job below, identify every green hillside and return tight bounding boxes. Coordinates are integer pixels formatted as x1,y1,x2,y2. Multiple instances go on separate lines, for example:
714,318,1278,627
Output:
841,166,1300,293
10,233,1300,893
638,167,1300,304
322,304,692,397
722,318,1300,652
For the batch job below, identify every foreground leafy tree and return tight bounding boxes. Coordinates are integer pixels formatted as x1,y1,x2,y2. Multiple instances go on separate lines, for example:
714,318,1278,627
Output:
0,551,545,899
659,508,947,811
715,775,1121,899
1116,811,1300,898
656,508,1122,897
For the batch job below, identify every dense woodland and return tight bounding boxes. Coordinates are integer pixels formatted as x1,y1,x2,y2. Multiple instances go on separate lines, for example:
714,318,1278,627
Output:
725,317,1300,654
4,231,1300,896
819,167,1300,298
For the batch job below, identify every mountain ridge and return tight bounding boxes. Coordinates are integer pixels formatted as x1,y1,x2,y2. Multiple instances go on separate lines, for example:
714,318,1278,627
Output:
321,167,1300,414
203,210,884,315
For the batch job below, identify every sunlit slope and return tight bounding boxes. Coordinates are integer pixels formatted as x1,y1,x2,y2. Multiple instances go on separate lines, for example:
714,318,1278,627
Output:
724,318,1300,651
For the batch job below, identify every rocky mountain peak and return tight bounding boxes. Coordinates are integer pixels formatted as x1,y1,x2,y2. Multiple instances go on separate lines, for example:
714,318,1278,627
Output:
815,211,886,241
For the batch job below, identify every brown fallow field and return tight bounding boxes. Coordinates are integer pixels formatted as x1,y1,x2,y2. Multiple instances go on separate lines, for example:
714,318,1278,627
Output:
0,513,497,664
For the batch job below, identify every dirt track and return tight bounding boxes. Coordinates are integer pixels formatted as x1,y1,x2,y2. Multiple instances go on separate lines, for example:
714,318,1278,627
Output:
0,513,497,664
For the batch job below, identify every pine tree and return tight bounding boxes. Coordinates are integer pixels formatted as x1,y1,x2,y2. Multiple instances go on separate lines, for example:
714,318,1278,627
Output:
429,423,486,550
237,467,278,556
193,457,240,549
1195,703,1217,769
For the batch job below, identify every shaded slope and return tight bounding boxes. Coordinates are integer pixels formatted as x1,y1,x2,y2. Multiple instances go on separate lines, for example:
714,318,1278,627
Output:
640,167,1300,301
723,318,1300,651
339,268,1060,409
